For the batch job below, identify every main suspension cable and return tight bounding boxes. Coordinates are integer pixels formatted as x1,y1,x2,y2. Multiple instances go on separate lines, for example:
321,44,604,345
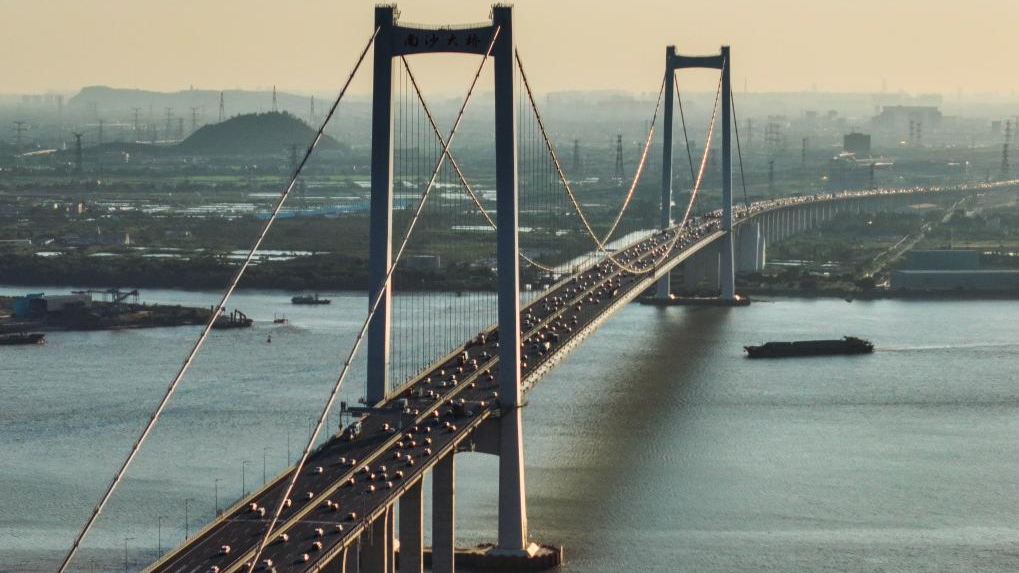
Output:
243,27,501,573
399,55,557,273
675,74,698,186
517,49,718,274
515,50,656,273
599,75,667,244
675,69,723,231
53,27,380,573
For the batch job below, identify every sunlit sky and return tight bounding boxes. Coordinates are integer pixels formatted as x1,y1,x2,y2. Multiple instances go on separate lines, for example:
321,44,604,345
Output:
7,0,1019,96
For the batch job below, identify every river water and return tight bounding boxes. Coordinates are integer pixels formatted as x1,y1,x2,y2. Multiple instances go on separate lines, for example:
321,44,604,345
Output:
2,286,1018,573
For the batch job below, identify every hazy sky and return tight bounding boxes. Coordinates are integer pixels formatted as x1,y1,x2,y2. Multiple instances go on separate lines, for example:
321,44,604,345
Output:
7,0,1019,96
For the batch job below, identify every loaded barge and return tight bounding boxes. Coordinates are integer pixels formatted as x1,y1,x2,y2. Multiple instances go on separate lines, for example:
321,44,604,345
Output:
0,332,46,346
745,336,874,358
292,293,331,305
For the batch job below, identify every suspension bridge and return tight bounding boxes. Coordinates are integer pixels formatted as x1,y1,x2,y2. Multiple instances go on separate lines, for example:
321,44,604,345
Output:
52,5,1019,573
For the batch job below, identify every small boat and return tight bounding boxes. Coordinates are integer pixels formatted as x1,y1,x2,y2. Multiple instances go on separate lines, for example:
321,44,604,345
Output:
744,336,873,359
291,293,331,305
0,332,46,346
273,313,289,324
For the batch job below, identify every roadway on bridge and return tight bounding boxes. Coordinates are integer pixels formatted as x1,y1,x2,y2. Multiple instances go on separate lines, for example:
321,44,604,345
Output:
145,181,1015,573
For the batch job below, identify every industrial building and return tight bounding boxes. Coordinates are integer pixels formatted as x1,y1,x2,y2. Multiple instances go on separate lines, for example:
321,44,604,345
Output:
891,250,1019,292
843,132,872,157
903,249,979,270
13,293,92,318
891,270,1019,291
873,105,942,129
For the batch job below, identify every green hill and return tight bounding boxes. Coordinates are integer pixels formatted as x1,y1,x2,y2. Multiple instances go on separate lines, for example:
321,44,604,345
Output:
179,112,343,156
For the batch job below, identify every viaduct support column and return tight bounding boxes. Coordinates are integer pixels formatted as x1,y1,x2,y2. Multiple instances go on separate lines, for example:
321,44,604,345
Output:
323,547,350,573
399,481,424,573
367,6,395,405
362,508,392,573
432,453,456,573
655,46,677,299
492,5,530,556
719,45,736,300
346,546,359,573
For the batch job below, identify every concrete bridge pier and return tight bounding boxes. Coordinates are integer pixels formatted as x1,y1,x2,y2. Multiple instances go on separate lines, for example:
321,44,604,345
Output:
762,211,775,244
682,242,721,292
398,480,424,573
361,507,394,573
432,452,456,573
736,222,766,273
322,547,355,573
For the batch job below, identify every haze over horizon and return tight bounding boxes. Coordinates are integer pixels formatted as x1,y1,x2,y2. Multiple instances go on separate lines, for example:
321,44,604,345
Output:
7,0,1019,98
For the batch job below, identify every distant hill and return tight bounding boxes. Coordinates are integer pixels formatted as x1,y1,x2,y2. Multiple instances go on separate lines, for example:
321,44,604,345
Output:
179,112,343,156
67,86,337,116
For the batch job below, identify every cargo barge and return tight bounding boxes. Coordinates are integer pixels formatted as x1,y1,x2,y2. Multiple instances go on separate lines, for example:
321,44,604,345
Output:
0,332,46,346
291,293,331,305
744,336,873,358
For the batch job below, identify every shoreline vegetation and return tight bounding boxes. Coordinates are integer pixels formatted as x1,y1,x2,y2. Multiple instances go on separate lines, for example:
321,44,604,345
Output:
2,252,1016,301
0,252,501,292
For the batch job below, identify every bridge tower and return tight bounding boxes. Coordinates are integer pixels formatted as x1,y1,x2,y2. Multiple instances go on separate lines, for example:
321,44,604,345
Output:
367,4,537,570
656,46,735,300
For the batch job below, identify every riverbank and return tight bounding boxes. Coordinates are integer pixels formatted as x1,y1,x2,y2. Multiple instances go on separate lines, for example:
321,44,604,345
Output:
0,296,218,332
0,252,501,292
738,286,1019,300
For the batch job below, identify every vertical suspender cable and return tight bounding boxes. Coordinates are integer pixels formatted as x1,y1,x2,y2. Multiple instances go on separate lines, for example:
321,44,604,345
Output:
53,27,380,573
675,75,698,186
243,28,501,573
729,84,750,206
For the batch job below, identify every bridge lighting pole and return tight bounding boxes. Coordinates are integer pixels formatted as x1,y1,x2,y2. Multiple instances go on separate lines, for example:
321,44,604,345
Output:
241,460,251,496
214,479,222,516
156,515,166,555
262,447,269,484
184,498,194,540
123,536,134,573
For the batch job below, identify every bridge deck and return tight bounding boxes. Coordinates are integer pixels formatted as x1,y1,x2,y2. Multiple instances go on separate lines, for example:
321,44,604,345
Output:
143,181,1017,573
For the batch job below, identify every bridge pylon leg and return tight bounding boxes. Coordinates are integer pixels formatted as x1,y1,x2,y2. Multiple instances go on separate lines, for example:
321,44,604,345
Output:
367,5,396,405
432,452,455,573
490,5,542,560
719,45,736,301
656,46,677,300
361,507,393,573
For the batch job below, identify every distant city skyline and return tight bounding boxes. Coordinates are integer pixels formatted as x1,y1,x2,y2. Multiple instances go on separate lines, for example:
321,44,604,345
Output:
6,0,1019,97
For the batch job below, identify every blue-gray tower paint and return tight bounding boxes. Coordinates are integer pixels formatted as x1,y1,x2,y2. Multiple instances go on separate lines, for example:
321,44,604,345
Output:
492,5,530,554
656,46,735,300
367,6,396,405
366,3,529,554
720,46,735,300
655,46,676,299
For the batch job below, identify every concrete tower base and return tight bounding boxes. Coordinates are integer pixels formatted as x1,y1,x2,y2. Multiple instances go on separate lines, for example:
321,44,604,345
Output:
411,543,562,570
